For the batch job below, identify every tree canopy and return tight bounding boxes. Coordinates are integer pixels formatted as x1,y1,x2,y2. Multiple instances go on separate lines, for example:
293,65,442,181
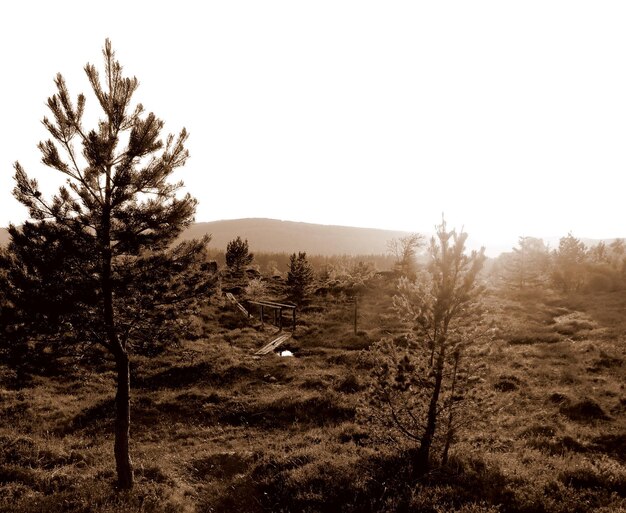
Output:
225,236,254,275
287,252,314,305
0,40,214,489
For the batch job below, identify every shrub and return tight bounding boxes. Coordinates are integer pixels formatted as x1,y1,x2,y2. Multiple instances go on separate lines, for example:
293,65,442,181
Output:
245,278,268,301
335,373,364,394
493,375,521,392
559,456,626,496
559,399,610,422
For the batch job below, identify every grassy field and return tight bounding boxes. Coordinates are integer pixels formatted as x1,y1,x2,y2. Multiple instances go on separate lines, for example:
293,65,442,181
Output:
1,278,625,512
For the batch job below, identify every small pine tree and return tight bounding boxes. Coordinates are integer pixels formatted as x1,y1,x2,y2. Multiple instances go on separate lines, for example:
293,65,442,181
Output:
502,236,549,290
225,236,254,275
286,252,314,305
365,217,487,473
552,233,587,292
0,40,214,489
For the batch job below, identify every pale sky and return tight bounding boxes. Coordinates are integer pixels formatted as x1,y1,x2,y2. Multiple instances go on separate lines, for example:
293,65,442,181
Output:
1,1,625,253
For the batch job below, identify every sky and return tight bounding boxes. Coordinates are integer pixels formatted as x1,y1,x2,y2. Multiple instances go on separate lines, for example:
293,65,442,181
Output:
1,1,625,253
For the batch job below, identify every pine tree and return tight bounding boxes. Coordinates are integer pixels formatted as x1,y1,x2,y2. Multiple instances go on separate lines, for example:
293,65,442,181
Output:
225,236,254,275
365,217,487,473
503,236,549,290
1,40,213,489
552,233,587,292
286,252,314,305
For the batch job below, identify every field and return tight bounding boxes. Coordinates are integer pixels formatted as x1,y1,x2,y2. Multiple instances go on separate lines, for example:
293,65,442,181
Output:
1,275,625,513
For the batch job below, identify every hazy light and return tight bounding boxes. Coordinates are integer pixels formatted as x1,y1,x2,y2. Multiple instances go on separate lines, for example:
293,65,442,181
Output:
1,1,625,254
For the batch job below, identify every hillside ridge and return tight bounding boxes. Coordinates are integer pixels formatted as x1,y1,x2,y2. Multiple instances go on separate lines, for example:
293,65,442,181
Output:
1,218,623,256
181,218,409,255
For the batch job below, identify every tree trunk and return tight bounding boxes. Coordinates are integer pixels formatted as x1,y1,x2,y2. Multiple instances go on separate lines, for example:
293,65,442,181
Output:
442,352,460,465
101,161,134,489
416,348,445,473
114,351,134,489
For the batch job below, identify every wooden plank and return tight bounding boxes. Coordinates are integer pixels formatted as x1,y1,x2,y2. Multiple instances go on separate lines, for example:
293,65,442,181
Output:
225,292,249,317
254,333,291,356
248,300,296,310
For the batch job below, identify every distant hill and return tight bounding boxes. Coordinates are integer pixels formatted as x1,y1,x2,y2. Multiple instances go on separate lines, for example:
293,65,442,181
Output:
183,218,410,256
0,219,408,255
1,220,623,257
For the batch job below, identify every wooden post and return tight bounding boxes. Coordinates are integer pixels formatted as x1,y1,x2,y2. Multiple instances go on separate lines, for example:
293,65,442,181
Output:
354,295,358,335
260,305,264,328
279,308,283,331
292,308,296,333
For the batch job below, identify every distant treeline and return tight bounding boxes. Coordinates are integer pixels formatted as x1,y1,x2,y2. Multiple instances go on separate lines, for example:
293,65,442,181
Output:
206,248,396,274
492,234,626,293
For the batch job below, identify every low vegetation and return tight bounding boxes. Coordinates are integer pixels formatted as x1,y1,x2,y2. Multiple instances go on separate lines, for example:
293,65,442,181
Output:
1,256,625,512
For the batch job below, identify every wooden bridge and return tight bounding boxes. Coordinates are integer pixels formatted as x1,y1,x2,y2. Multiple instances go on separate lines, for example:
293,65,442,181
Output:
224,292,297,356
247,300,296,332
